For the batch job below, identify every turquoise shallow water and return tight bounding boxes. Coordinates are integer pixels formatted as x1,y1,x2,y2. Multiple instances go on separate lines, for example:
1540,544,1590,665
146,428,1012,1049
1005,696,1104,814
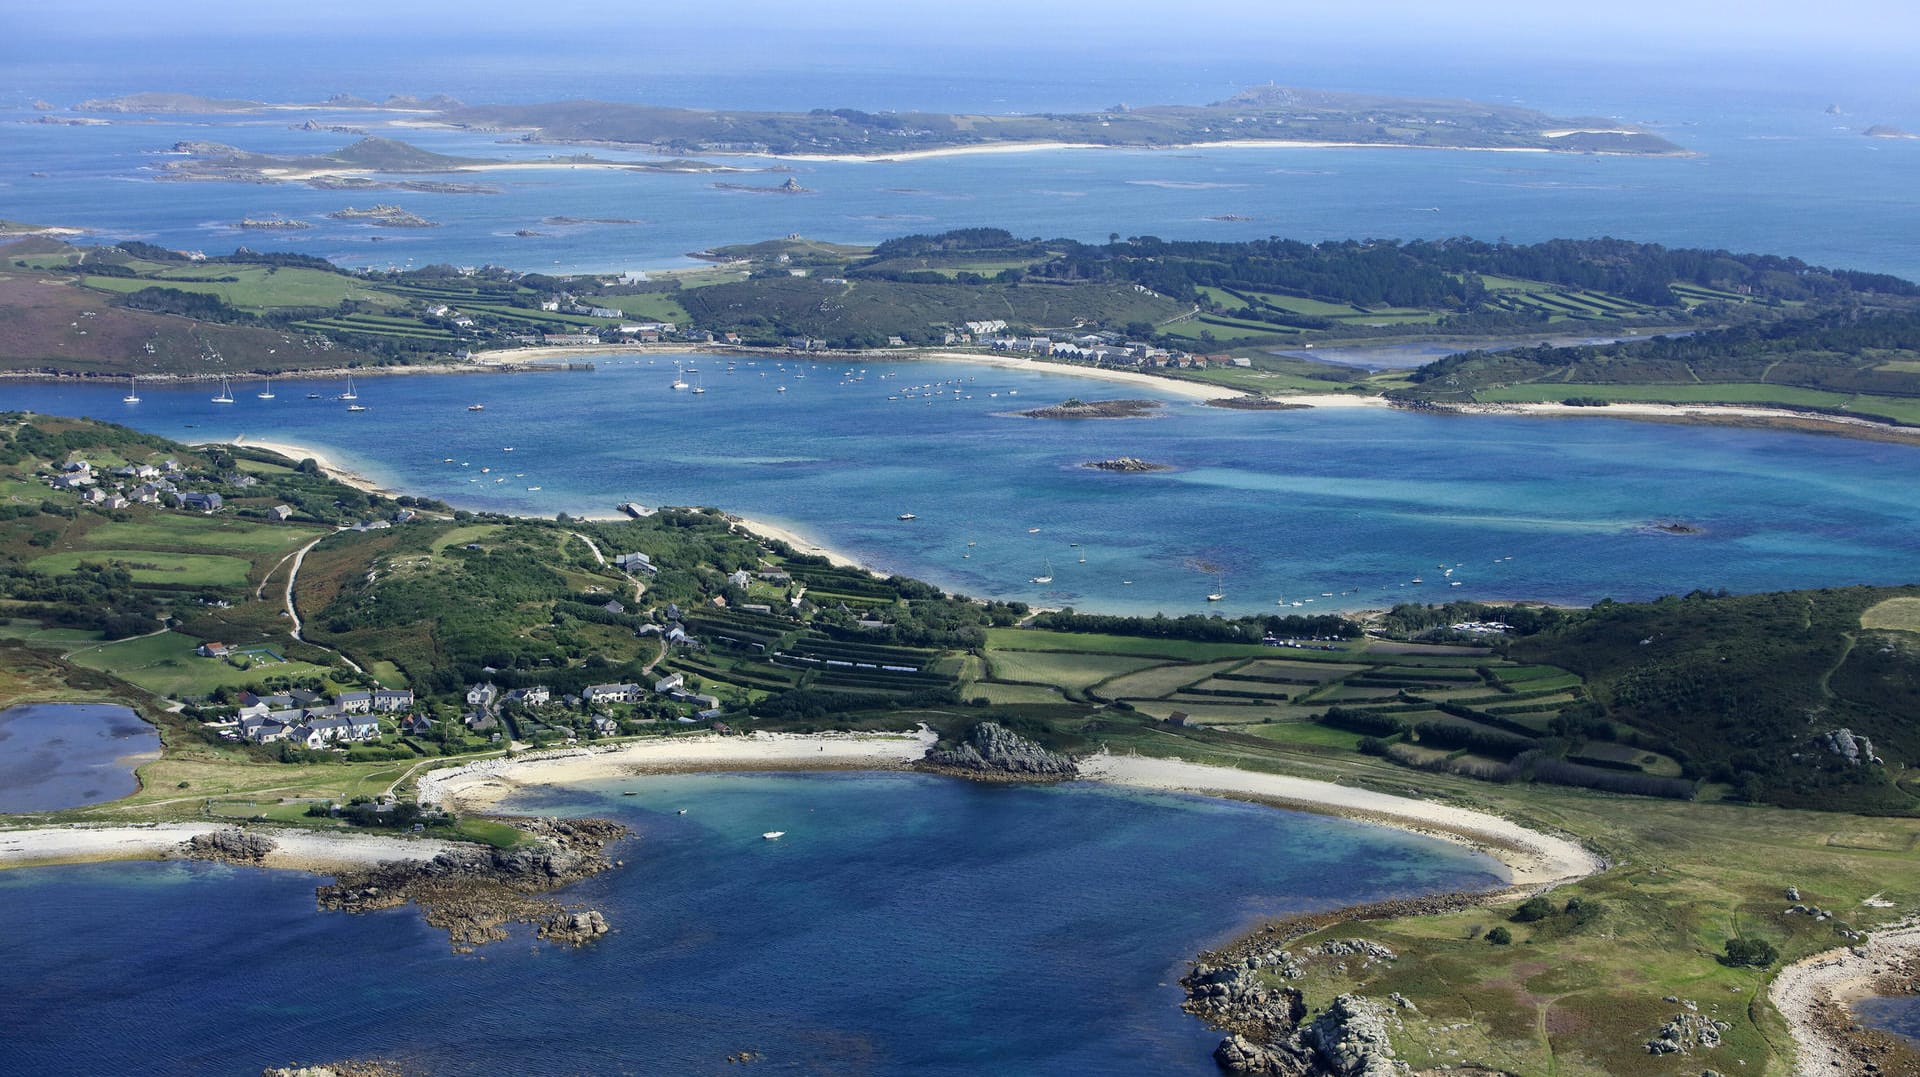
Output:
12,361,1920,615
0,772,1503,1075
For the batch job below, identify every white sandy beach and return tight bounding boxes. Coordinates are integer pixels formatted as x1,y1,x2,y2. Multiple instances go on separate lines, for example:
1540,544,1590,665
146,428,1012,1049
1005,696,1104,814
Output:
1769,919,1920,1076
418,729,941,812
215,435,390,495
0,821,461,873
1078,753,1602,889
766,138,1565,164
913,351,1241,401
728,514,864,569
1446,398,1920,440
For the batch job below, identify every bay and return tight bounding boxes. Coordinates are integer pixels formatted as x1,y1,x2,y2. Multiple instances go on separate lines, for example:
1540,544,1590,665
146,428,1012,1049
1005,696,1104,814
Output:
12,361,1920,615
0,772,1503,1075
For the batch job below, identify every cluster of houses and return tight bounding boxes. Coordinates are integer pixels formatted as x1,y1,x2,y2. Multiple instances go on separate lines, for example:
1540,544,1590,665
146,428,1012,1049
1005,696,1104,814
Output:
216,687,417,749
986,333,1246,370
45,457,244,514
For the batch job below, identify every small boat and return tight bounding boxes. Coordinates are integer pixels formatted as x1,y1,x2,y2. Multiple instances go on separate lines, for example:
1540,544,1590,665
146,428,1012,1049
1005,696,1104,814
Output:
691,371,706,394
306,392,321,399
670,364,689,391
1031,559,1054,585
1206,574,1225,602
762,831,785,840
676,809,688,815
340,375,358,401
622,791,637,796
211,377,234,404
257,377,275,400
776,385,787,393
898,512,917,521
966,541,976,547
1026,527,1041,534
468,404,485,411
346,403,367,412
122,375,140,404
1122,579,1133,585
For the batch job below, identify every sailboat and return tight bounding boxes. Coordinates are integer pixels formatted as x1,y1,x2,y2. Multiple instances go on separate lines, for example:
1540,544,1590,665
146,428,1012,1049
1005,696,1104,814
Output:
211,377,234,404
257,376,274,400
122,376,140,404
340,375,358,401
1206,574,1225,602
670,364,689,391
1030,559,1054,585
690,371,706,395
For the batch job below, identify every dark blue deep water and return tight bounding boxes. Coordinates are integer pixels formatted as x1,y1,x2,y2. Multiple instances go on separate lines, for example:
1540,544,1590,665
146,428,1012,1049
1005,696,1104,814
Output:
0,772,1502,1075
0,702,159,812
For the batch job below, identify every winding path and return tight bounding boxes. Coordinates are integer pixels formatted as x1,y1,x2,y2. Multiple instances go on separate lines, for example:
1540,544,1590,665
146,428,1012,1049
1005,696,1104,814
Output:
285,533,363,674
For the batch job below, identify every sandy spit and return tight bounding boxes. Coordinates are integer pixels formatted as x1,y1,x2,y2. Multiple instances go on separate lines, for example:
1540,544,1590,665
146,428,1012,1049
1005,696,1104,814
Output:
0,821,464,874
913,351,1242,401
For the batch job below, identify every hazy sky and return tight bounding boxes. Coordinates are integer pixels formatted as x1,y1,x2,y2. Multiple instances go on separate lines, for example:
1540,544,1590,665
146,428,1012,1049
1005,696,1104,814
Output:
7,0,1917,57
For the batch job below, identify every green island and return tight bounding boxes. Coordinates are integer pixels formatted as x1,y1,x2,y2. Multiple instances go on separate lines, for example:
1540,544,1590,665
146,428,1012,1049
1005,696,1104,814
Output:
11,226,1920,441
68,85,1689,157
4,412,1920,1073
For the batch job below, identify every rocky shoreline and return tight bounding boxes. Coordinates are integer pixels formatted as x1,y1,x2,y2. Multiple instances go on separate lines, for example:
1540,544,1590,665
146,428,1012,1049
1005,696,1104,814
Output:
314,816,628,952
1182,890,1512,1075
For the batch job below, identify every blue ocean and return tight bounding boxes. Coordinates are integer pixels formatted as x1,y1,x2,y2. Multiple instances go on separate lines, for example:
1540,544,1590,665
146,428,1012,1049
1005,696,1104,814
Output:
0,773,1502,1075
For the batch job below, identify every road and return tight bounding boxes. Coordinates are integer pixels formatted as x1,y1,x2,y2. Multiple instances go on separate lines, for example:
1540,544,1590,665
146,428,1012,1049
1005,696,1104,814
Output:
285,534,363,674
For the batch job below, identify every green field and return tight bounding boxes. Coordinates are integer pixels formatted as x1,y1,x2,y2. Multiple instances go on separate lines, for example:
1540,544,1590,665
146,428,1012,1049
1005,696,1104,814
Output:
83,265,397,311
65,630,335,697
984,650,1164,690
83,516,326,554
984,628,1298,661
29,549,254,588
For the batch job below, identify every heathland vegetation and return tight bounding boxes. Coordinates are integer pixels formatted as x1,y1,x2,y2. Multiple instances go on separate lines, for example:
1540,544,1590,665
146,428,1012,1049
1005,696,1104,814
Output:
12,228,1920,429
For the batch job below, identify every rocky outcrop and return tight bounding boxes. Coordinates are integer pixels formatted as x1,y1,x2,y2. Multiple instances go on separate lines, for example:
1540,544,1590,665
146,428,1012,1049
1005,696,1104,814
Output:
538,908,609,945
1645,1009,1727,1054
1820,728,1882,766
262,1063,403,1077
181,828,276,863
919,721,1078,780
316,817,627,952
1083,456,1171,472
1301,995,1401,1076
1018,398,1162,419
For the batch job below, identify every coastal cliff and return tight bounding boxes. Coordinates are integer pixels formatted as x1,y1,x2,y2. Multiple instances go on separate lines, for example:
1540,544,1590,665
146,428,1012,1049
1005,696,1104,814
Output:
918,721,1079,780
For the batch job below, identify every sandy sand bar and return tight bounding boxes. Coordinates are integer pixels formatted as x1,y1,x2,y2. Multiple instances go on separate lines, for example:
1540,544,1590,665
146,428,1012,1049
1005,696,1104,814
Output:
0,821,463,874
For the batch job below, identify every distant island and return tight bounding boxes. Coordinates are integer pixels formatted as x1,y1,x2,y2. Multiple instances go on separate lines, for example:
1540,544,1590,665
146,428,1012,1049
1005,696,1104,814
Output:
1865,124,1918,140
68,84,1690,158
